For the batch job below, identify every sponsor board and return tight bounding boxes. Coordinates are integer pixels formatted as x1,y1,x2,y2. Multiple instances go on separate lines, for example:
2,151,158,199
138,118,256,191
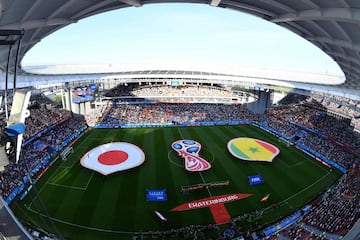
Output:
248,174,264,185
147,189,167,201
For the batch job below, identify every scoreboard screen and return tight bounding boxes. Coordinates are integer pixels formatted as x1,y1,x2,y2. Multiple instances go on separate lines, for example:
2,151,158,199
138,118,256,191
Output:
72,83,97,103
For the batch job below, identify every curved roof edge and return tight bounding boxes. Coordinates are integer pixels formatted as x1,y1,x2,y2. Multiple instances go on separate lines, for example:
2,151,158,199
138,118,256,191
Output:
4,67,359,101
0,1,360,89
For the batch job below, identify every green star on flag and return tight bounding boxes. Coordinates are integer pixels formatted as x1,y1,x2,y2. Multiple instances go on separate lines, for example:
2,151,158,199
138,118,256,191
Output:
248,147,259,153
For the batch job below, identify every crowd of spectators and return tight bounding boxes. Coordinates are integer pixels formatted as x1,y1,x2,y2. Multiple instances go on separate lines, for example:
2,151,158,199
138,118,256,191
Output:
276,92,309,106
0,90,359,238
29,93,57,107
24,94,72,140
276,90,360,132
104,83,137,97
0,113,86,199
131,85,237,98
132,224,221,240
302,170,359,235
99,98,360,238
269,95,360,237
269,104,360,156
298,132,357,169
23,108,71,140
101,103,253,125
258,114,299,138
103,83,253,104
0,95,86,199
282,224,326,240
105,84,232,97
268,99,360,169
305,92,360,130
83,103,108,126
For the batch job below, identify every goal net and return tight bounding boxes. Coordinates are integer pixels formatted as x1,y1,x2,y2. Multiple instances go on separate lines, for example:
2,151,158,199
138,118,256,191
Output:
278,137,292,147
60,146,74,160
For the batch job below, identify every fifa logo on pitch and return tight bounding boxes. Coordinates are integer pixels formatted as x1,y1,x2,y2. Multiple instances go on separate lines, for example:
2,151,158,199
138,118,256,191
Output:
171,140,211,172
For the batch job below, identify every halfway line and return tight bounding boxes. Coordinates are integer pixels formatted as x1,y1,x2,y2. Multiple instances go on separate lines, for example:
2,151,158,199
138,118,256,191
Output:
199,172,212,197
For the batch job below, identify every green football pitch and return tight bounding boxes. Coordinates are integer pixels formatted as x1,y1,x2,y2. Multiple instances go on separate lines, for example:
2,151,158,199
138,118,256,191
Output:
12,125,341,239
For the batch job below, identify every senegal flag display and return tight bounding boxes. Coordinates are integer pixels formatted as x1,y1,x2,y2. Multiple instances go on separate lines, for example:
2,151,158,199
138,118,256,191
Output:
227,137,279,162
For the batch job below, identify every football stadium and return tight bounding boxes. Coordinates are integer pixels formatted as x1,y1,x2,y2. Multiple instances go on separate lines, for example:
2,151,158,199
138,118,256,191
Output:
0,1,360,240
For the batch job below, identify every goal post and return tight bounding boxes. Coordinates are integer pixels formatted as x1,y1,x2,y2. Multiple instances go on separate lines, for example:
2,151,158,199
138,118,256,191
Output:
278,137,292,147
60,146,74,160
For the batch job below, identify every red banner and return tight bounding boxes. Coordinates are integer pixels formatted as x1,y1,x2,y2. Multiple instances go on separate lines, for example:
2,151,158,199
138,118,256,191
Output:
171,193,252,224
171,193,252,211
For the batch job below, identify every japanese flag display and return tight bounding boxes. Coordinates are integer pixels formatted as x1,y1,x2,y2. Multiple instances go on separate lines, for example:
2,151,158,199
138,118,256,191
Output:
80,142,145,175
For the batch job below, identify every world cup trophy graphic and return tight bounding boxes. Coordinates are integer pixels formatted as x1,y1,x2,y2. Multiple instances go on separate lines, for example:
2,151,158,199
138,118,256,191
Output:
171,140,211,172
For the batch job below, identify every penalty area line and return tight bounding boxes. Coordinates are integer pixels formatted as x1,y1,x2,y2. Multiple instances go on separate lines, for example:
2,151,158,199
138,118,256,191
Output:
28,129,98,209
289,161,305,167
199,172,212,197
308,158,330,174
47,172,94,191
283,171,331,204
47,182,86,190
278,159,305,168
84,172,94,190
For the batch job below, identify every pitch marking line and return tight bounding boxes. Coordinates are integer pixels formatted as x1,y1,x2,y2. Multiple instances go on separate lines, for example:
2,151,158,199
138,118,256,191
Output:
61,146,92,168
177,128,185,139
290,161,306,167
262,171,331,213
84,172,94,189
30,131,96,208
278,159,305,168
308,158,330,174
26,207,135,234
168,148,215,168
47,172,94,191
283,171,331,203
48,132,97,188
199,172,212,197
59,156,78,169
177,128,214,197
167,150,184,168
47,182,86,190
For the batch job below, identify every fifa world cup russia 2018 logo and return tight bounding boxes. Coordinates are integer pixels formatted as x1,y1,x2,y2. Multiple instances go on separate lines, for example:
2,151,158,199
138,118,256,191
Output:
171,140,211,172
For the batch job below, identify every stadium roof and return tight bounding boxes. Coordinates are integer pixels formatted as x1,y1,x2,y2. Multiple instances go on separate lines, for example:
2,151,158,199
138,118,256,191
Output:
1,0,360,90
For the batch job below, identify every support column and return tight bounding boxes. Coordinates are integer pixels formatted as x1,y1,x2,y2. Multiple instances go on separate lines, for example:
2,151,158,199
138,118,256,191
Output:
247,89,273,114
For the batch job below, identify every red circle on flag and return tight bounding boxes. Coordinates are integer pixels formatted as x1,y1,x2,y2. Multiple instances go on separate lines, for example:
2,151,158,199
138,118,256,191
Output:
98,150,128,165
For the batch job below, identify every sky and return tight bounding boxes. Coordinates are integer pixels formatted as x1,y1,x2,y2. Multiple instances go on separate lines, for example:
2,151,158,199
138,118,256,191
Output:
22,3,343,76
